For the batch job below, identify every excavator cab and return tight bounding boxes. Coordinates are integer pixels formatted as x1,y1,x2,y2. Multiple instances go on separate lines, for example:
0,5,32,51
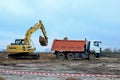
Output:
11,39,25,45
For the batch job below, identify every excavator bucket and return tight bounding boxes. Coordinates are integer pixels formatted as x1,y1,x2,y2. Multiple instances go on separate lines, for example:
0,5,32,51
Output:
39,36,48,46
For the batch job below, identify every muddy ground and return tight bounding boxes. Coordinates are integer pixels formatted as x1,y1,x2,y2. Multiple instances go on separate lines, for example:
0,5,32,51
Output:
0,53,120,80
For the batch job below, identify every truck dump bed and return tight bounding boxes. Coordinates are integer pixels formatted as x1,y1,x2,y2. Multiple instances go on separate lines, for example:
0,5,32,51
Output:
51,39,86,52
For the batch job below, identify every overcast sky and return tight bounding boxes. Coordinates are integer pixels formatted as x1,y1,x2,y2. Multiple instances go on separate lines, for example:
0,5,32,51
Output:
0,0,120,51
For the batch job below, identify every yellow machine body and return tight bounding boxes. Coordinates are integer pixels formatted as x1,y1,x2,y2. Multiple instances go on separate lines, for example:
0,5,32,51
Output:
6,20,48,54
7,44,34,53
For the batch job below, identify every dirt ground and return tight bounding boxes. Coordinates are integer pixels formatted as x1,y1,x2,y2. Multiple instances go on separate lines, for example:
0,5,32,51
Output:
0,53,120,80
0,77,5,80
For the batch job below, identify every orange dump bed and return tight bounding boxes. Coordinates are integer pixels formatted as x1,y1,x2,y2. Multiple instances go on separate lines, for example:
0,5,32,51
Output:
51,39,86,52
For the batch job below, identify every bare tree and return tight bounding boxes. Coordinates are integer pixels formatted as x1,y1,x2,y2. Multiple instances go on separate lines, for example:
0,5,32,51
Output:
103,48,112,54
117,49,120,54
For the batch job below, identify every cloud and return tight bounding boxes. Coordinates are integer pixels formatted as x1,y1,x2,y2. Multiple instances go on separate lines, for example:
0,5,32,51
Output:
0,0,120,50
0,31,24,49
0,31,23,39
0,0,33,16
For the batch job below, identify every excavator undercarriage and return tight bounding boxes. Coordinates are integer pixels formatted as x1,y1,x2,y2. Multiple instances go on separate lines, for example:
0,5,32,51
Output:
8,53,40,60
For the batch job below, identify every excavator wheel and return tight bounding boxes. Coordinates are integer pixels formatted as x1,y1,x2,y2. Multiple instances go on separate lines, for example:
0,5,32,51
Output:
39,36,48,46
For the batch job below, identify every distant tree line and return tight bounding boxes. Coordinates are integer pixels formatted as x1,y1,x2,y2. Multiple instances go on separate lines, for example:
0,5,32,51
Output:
102,48,120,58
103,48,120,54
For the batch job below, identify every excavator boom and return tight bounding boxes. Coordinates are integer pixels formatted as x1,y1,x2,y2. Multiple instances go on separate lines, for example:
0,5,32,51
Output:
24,20,48,46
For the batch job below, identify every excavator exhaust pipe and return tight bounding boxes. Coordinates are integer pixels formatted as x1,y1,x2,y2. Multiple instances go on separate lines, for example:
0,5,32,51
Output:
39,36,48,46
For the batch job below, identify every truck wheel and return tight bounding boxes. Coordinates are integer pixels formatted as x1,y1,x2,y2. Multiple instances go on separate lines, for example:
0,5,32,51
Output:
57,53,65,60
88,54,96,61
67,53,74,60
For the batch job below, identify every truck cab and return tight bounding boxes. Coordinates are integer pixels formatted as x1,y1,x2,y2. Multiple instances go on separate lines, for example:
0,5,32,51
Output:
86,40,102,58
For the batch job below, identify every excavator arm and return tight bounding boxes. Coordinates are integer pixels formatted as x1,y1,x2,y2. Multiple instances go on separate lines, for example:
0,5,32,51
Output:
24,20,48,46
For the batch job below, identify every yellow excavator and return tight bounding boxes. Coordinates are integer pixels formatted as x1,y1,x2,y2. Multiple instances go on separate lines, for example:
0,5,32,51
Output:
6,20,48,59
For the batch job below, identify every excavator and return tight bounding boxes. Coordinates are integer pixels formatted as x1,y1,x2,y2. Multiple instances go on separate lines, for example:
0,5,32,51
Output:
6,20,48,59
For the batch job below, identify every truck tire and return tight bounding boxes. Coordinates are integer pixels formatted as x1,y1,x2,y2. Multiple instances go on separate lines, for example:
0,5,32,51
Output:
57,53,65,60
88,54,96,61
67,53,74,60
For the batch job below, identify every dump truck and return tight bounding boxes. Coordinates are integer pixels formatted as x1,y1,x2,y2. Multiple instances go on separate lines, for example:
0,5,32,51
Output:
51,39,102,60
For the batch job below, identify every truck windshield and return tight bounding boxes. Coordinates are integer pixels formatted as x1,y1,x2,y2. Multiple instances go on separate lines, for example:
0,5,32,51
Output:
94,41,100,47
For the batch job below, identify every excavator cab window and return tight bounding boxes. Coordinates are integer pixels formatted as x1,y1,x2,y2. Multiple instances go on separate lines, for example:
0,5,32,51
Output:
15,39,25,45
